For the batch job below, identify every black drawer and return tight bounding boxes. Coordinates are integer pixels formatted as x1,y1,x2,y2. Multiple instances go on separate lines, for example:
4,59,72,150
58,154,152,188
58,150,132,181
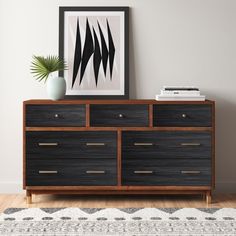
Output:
153,104,212,127
90,104,149,127
122,131,211,159
26,105,86,127
122,159,211,186
26,158,117,186
26,131,116,159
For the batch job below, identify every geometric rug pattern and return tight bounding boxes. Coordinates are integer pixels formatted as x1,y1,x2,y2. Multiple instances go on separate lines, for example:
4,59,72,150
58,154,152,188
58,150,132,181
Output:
0,208,236,235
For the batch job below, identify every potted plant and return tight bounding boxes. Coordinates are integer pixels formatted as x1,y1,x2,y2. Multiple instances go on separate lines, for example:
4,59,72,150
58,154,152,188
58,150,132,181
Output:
31,55,67,100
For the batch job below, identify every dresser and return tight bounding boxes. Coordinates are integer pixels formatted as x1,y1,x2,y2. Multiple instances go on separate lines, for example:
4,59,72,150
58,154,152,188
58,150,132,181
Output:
23,99,215,204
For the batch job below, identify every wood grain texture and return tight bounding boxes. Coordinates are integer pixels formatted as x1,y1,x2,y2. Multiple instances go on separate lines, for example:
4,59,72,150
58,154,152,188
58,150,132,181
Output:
26,186,210,191
26,105,86,127
24,99,215,105
122,159,211,186
117,130,122,186
149,104,153,127
153,104,212,127
26,158,117,186
25,127,213,131
23,103,26,189
122,131,211,160
0,194,235,211
212,103,216,188
29,190,208,195
86,104,90,127
23,99,215,202
90,104,149,127
26,131,117,159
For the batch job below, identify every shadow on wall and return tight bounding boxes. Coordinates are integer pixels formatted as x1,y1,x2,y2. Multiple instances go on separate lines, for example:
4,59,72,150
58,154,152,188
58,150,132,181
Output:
207,92,236,193
128,9,137,99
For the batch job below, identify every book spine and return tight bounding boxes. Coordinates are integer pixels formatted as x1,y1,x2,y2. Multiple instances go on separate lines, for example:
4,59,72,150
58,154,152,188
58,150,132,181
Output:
163,86,199,91
156,95,205,101
160,90,200,96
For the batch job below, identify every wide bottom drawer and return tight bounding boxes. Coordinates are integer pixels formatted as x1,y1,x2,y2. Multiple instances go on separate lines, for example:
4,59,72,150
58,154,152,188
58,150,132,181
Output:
26,159,117,186
122,159,211,186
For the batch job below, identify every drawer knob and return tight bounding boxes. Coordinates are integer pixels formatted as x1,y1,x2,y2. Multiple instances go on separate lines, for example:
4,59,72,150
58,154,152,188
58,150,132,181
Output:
39,170,58,174
118,114,124,118
182,113,187,118
134,170,153,174
181,170,201,174
86,170,105,174
54,114,59,118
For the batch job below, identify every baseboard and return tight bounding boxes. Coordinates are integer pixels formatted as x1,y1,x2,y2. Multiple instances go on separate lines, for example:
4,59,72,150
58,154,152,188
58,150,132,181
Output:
214,182,236,193
0,182,24,193
0,181,235,194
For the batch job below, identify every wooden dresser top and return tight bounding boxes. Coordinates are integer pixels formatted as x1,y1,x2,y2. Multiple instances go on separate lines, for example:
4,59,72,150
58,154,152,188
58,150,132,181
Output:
24,99,215,105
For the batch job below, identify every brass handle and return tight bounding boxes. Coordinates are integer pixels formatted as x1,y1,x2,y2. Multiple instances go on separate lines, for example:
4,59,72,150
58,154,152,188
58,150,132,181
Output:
38,143,58,146
39,170,58,174
86,143,105,146
181,143,201,146
182,113,187,118
118,114,124,118
134,143,153,146
86,170,105,174
134,170,153,174
181,171,201,174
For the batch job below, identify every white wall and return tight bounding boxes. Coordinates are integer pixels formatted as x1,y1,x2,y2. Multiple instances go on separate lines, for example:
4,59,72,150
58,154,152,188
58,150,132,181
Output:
0,0,236,193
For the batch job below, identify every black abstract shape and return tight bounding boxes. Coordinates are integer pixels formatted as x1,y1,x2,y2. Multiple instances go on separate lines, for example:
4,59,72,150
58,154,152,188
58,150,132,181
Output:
97,21,109,76
80,208,104,214
72,18,82,88
107,19,115,80
92,27,102,86
4,208,27,214
80,18,94,85
40,208,66,214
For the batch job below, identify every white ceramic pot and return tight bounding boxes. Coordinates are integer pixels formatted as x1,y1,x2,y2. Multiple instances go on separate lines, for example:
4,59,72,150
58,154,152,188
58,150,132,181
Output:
46,76,66,100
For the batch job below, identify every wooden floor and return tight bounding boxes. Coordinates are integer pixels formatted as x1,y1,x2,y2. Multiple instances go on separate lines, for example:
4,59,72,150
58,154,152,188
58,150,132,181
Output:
0,194,236,212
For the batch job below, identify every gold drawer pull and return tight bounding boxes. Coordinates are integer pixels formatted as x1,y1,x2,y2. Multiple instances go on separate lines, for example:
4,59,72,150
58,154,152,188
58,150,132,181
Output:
86,143,105,146
39,170,58,174
38,143,58,146
181,170,201,174
181,143,201,146
134,170,153,174
134,143,153,146
86,170,105,174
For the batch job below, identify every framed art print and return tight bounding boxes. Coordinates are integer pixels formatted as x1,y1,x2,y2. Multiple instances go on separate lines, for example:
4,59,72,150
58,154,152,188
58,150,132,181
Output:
59,7,129,99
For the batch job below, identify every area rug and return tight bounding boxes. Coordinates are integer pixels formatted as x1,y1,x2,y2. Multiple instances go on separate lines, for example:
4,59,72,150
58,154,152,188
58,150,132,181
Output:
0,208,236,235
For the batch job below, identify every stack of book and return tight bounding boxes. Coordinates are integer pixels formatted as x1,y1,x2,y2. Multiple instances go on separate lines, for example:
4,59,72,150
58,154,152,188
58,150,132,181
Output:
156,86,206,101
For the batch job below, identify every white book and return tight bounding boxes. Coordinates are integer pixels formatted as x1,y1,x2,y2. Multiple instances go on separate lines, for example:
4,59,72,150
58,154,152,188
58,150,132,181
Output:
156,95,205,101
161,90,200,96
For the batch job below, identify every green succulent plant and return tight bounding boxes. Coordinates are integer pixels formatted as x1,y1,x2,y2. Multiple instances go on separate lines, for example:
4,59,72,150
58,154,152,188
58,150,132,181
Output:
30,55,67,82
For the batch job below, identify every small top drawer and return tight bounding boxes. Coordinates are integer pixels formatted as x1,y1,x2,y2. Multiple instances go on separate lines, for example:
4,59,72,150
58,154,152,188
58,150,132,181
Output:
26,105,86,127
153,104,212,127
90,104,149,127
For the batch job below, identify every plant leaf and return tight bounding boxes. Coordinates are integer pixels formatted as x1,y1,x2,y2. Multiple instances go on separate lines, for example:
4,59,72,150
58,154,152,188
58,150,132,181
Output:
30,55,67,82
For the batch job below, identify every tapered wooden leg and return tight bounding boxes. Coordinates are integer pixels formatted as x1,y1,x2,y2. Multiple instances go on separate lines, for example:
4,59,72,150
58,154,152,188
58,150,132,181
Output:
26,190,32,204
206,191,211,204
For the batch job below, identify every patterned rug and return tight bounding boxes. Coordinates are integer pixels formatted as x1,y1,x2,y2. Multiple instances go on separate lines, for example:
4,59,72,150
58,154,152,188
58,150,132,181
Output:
0,208,236,235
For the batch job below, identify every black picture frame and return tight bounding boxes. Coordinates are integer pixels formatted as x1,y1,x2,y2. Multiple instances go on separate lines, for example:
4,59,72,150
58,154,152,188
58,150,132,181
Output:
59,6,129,99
